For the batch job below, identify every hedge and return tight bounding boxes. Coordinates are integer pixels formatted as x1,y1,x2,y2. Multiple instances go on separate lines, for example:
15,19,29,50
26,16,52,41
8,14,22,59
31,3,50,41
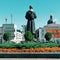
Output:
0,41,58,48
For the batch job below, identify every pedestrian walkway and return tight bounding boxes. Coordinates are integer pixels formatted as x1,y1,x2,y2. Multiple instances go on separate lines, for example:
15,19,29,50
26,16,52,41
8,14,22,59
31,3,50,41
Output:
0,58,60,60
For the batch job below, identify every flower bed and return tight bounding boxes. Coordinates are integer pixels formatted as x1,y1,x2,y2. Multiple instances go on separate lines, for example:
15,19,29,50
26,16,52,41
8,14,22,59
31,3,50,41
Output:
0,47,60,53
0,42,59,53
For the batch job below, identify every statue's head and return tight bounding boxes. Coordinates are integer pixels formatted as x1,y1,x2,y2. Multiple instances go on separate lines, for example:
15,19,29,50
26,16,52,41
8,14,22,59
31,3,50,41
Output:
50,15,52,19
29,5,33,11
29,5,33,9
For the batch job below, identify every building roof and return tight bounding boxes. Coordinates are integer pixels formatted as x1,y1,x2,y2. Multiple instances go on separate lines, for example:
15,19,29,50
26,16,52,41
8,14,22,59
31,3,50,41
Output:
44,24,60,29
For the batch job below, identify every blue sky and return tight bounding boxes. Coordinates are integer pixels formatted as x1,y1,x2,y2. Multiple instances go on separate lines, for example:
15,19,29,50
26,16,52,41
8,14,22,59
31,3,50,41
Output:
0,0,60,30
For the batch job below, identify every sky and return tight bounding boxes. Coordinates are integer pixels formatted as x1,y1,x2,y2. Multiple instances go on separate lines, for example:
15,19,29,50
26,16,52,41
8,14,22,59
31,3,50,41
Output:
0,0,60,31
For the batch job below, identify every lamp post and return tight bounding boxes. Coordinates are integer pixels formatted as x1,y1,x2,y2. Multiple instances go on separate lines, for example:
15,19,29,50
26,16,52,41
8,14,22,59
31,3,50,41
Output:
5,18,7,24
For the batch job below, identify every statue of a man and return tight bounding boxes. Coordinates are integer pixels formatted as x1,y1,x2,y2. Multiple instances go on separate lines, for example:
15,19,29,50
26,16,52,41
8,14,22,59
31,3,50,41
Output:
25,5,37,34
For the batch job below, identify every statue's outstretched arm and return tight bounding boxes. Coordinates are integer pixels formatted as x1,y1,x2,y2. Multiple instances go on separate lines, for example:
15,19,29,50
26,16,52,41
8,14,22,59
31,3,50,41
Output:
34,12,37,18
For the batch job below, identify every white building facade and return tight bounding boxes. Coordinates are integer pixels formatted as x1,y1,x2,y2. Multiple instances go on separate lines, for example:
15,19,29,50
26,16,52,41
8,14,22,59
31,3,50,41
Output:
36,27,46,42
0,24,25,43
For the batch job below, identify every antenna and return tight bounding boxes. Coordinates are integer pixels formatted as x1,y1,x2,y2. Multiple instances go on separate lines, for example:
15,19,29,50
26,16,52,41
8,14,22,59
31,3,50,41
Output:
5,18,7,24
11,14,13,24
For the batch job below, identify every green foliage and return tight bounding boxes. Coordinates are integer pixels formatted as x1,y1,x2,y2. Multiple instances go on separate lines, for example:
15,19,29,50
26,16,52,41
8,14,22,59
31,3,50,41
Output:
0,42,58,48
45,32,52,41
40,42,58,48
3,32,11,41
24,31,34,41
0,42,16,48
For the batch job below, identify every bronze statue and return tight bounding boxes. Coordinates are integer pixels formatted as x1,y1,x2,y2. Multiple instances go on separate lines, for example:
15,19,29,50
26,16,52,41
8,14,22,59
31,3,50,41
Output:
47,15,53,24
25,5,37,34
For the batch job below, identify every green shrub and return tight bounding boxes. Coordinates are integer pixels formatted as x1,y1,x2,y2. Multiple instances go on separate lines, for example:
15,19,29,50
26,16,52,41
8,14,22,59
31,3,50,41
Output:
24,31,34,41
17,42,58,48
40,42,58,48
0,42,16,48
45,32,52,41
0,42,58,48
3,32,11,41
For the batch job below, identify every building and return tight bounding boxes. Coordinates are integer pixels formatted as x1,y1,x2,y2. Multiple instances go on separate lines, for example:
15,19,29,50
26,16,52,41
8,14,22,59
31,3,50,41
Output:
44,15,60,39
36,27,45,42
0,24,25,43
36,15,60,42
44,24,60,38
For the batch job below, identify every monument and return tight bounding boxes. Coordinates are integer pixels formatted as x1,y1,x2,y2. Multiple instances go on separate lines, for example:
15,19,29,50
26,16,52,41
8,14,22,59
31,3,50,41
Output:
47,15,53,24
25,5,37,34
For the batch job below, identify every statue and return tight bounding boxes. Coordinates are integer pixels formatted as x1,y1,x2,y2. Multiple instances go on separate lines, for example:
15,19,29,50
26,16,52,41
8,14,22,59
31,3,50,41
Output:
25,5,37,34
47,15,53,24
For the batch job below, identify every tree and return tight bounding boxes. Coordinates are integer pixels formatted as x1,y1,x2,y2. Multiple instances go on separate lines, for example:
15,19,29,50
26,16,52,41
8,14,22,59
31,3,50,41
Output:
3,32,11,41
45,32,52,41
24,31,34,41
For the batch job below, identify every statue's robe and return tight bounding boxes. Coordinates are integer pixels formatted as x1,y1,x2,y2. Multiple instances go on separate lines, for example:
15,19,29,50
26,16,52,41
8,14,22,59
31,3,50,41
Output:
25,10,36,34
